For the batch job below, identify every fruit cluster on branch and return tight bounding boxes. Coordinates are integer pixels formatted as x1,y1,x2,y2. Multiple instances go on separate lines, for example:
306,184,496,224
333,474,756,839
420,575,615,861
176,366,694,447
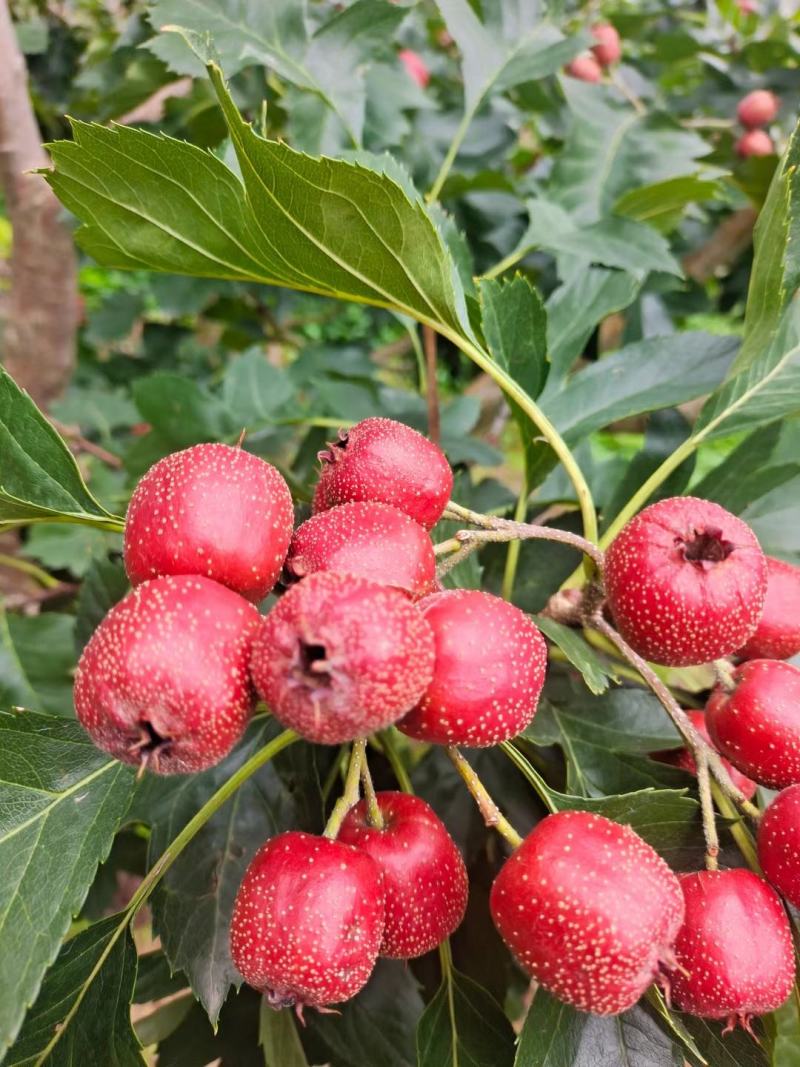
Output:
73,416,800,1034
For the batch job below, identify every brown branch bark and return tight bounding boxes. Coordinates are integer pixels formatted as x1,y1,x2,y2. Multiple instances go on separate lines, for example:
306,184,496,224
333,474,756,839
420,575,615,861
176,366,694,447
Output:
682,206,758,284
0,0,78,407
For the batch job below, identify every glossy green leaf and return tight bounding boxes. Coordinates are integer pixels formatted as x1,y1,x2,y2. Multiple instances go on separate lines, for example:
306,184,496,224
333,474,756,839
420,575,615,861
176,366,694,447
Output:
74,557,130,653
133,373,236,449
5,915,141,1067
534,617,616,695
222,349,295,429
259,998,309,1067
416,968,516,1067
692,420,800,516
0,368,121,533
0,712,135,1055
614,174,725,233
481,276,549,401
0,614,76,717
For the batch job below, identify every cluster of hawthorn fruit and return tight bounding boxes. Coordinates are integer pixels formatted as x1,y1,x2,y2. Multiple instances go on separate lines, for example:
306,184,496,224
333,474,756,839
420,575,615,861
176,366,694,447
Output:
72,415,800,1032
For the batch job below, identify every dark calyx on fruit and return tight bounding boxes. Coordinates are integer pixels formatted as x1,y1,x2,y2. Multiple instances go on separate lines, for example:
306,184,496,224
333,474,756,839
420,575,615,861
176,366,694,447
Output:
679,526,734,567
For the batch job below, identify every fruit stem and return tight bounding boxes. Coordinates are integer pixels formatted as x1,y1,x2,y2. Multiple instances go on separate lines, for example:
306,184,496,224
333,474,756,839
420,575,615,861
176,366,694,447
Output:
711,782,761,873
324,739,365,839
501,482,529,600
588,613,762,821
0,552,61,588
713,659,737,693
696,750,720,871
360,751,385,830
447,746,524,849
376,729,415,794
436,539,482,580
499,741,558,814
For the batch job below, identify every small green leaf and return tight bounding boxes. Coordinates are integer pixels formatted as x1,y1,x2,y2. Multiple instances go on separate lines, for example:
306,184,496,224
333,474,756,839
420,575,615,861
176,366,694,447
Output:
5,915,141,1066
614,174,725,233
534,617,616,695
480,276,549,401
0,712,135,1055
259,998,309,1067
133,373,236,450
74,558,130,653
1,614,76,716
222,349,295,429
514,988,586,1066
0,368,121,533
416,968,516,1067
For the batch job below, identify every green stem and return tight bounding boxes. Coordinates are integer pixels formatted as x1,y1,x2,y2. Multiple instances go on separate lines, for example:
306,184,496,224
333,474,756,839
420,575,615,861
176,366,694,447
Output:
501,482,528,600
377,729,415,794
711,782,761,872
32,729,298,1067
0,553,60,588
324,740,365,838
428,109,473,202
481,245,530,282
436,327,598,547
499,741,558,814
360,750,385,830
447,746,523,848
438,937,458,1054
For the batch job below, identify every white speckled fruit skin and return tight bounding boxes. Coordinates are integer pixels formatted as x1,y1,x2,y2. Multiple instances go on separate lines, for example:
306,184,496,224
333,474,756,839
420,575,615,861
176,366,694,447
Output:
74,575,259,774
230,831,385,1008
286,501,436,598
398,589,547,747
758,785,800,909
667,869,795,1021
339,792,468,959
706,659,800,789
124,443,293,602
250,572,435,745
313,417,453,529
490,811,684,1015
737,556,800,661
604,497,767,667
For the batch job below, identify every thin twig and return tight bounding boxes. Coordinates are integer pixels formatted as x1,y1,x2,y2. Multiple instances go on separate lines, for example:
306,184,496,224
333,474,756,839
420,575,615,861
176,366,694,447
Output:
696,750,720,871
422,325,441,445
360,750,385,830
49,417,124,469
323,740,365,838
447,746,523,848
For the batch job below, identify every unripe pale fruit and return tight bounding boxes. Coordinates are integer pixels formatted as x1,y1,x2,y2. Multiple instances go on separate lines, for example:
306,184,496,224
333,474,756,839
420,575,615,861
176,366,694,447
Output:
339,792,468,959
604,497,767,667
666,869,794,1030
737,89,779,128
591,23,621,66
736,129,774,157
652,709,757,801
230,831,385,1012
250,572,435,744
285,502,435,599
398,590,547,747
565,55,603,82
74,575,259,774
491,812,683,1014
124,443,293,602
706,659,800,789
399,48,430,88
758,785,800,908
313,418,453,529
737,556,800,661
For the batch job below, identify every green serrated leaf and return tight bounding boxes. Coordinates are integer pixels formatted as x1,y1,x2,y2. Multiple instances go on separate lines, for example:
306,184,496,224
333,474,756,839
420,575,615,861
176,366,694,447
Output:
0,712,135,1055
480,275,549,401
0,369,121,533
534,617,615,695
417,967,516,1067
5,915,141,1067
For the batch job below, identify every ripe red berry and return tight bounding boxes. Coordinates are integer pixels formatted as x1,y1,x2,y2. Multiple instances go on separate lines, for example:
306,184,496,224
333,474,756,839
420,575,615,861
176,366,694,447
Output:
666,869,794,1030
565,55,603,82
74,575,259,774
737,0,758,11
737,89,779,128
490,812,684,1015
230,831,385,1013
338,792,468,959
399,48,430,88
706,659,800,789
604,497,767,667
736,129,774,157
591,23,621,66
124,443,293,602
313,418,453,529
285,502,435,599
250,572,435,744
737,556,800,661
398,590,547,747
758,785,800,909
652,710,757,800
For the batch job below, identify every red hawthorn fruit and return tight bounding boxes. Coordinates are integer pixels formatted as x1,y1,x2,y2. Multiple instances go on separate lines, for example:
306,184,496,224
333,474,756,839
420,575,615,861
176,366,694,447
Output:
565,55,603,82
737,0,758,11
230,831,385,1013
490,811,684,1015
398,589,547,747
666,869,794,1031
737,89,779,129
591,23,622,66
74,575,259,774
737,556,800,661
313,418,453,529
285,501,435,599
399,48,430,88
604,497,767,667
758,785,800,909
339,792,468,959
652,710,757,801
124,443,293,602
736,129,774,157
250,572,435,744
706,659,800,789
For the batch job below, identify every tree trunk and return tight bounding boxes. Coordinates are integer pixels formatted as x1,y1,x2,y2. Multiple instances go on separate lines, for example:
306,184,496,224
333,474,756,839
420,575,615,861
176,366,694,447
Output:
0,0,78,407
